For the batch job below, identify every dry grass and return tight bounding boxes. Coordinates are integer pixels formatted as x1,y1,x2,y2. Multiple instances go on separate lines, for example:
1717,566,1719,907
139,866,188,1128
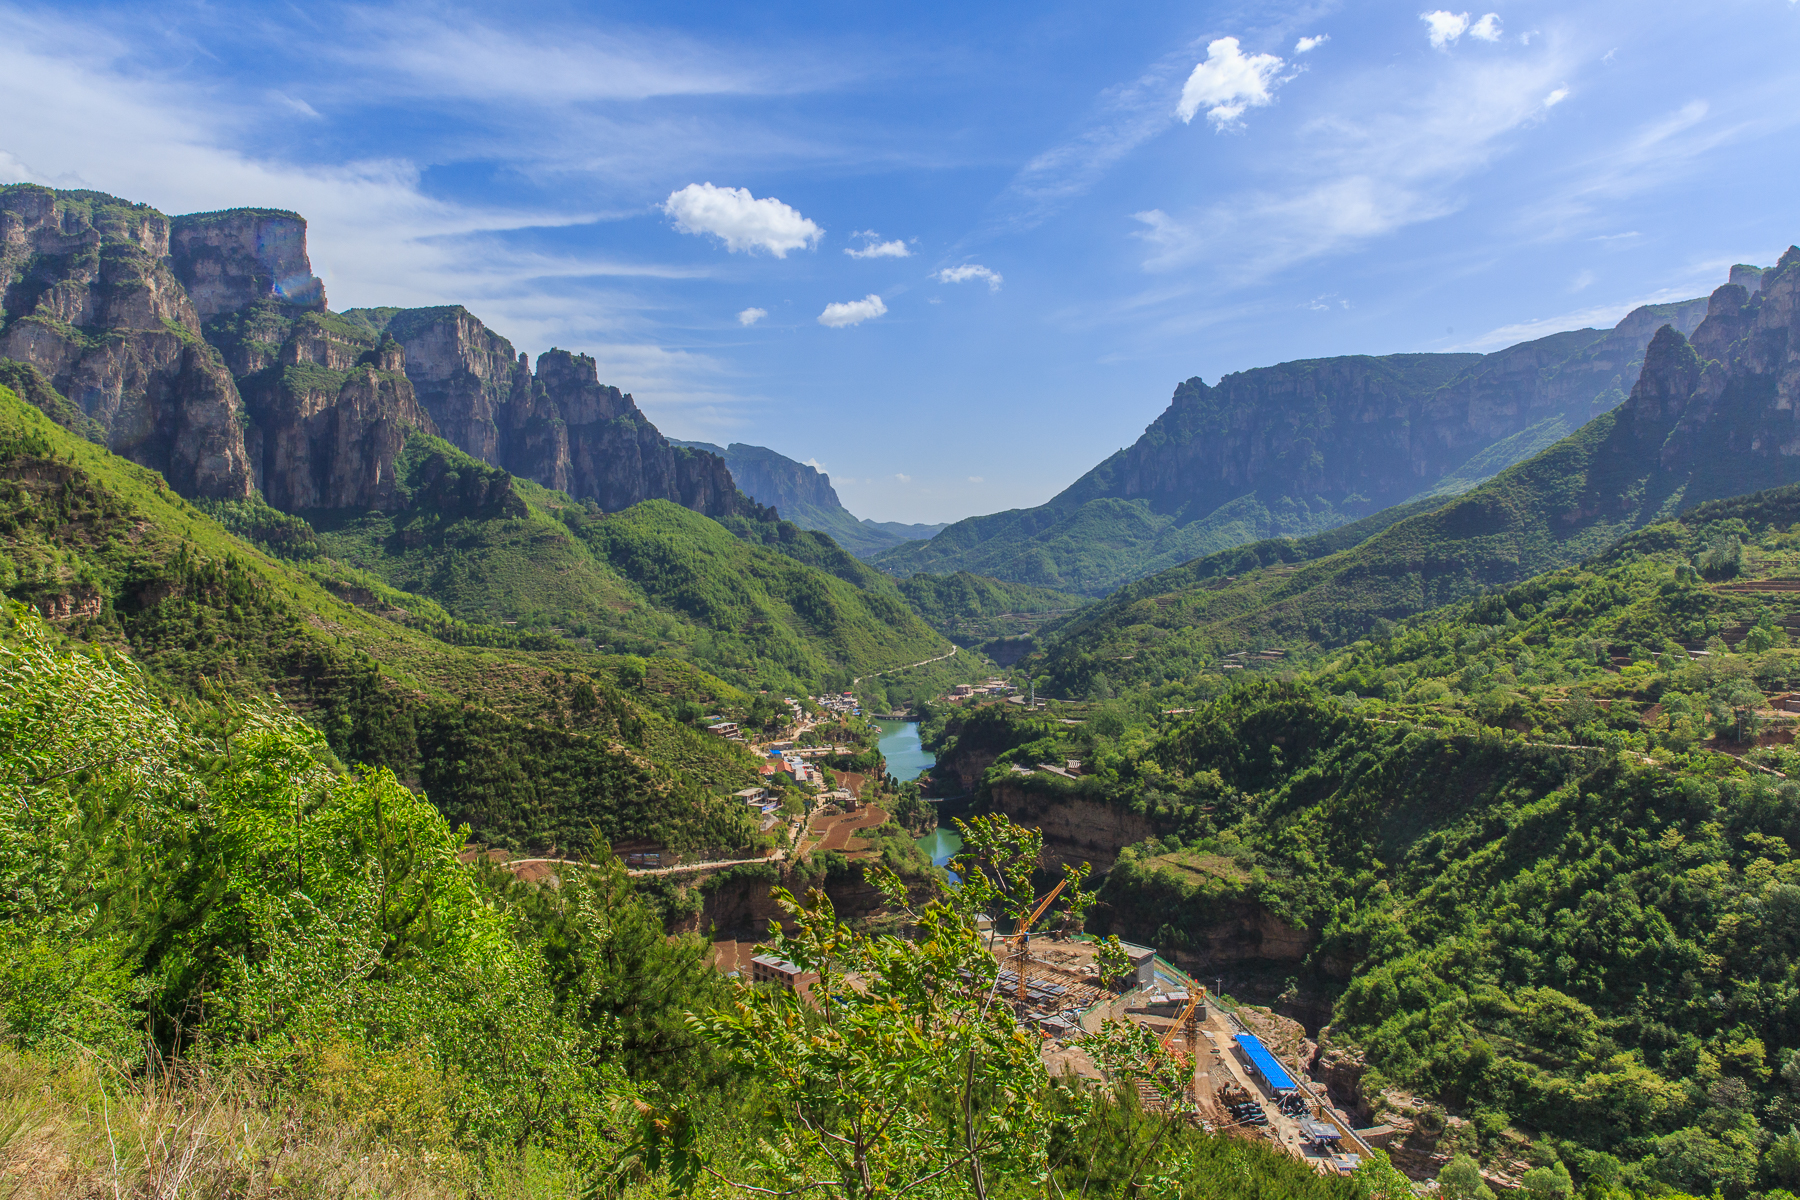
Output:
1140,850,1251,887
0,1050,572,1199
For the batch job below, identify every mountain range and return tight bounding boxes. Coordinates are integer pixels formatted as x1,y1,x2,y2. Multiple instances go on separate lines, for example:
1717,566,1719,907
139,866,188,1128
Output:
872,289,1752,595
1032,247,1800,694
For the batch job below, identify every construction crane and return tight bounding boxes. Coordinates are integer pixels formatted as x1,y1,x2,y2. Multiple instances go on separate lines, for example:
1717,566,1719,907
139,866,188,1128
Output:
1008,876,1069,1014
1160,990,1201,1052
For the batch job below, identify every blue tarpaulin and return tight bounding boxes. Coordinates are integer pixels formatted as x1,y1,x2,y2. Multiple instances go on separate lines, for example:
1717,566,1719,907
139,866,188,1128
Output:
1233,1033,1298,1092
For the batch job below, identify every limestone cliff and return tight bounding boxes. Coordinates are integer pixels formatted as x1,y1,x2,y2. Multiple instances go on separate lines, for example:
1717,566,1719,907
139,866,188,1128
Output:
0,185,253,498
216,310,438,511
345,305,754,520
169,208,326,319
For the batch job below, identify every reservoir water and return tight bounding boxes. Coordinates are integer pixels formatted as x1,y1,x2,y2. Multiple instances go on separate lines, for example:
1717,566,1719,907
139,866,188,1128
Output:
875,719,934,783
874,720,962,870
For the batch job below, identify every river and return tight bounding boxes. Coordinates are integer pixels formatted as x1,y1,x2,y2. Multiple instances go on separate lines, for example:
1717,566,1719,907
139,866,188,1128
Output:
876,720,964,869
875,719,934,783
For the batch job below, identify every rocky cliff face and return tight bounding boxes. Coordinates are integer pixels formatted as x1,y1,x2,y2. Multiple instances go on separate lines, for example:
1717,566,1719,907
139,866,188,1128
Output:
169,209,326,319
0,185,253,498
716,442,846,518
347,305,753,519
1065,295,1710,520
335,305,518,463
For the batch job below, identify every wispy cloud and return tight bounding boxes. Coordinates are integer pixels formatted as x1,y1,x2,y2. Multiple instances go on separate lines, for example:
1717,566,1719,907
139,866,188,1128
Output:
1295,35,1329,53
663,183,823,256
985,56,1188,232
819,294,887,327
933,264,1002,291
1132,38,1576,279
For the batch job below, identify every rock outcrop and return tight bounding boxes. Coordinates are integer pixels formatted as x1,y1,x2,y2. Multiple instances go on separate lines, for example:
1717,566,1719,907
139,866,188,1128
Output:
208,308,438,510
346,305,754,519
169,208,326,319
0,185,253,498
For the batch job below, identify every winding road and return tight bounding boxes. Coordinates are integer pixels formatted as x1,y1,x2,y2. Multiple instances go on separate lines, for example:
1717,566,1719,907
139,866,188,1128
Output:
853,643,958,686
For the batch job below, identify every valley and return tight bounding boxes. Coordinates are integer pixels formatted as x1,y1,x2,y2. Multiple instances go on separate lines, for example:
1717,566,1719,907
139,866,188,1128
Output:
6,170,1800,1199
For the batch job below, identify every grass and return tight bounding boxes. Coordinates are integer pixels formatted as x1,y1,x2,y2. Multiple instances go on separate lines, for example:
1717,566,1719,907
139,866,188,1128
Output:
0,1049,580,1199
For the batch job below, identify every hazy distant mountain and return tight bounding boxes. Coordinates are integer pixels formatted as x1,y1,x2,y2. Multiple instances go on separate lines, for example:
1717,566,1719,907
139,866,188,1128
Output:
671,440,945,557
874,295,1716,596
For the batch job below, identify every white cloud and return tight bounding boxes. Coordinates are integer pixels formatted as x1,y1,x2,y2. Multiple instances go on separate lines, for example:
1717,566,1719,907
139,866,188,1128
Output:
932,264,1003,291
1177,37,1286,128
968,476,984,483
818,294,887,327
804,458,827,471
1469,13,1503,42
1545,86,1570,107
845,235,911,259
1421,11,1469,48
1569,269,1595,292
662,183,823,257
1295,35,1329,53
1131,37,1581,281
894,473,911,483
737,307,768,326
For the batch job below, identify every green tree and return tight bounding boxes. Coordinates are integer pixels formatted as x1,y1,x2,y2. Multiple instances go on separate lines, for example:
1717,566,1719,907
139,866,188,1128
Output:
1437,1154,1495,1200
691,815,1107,1199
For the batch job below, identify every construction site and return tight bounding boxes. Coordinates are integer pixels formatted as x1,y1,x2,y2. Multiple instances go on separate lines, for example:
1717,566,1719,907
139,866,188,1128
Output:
993,925,1376,1179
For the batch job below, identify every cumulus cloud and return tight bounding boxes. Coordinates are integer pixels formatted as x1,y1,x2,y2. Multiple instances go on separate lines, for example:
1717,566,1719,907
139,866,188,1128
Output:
1177,37,1286,128
932,264,1003,291
1295,35,1329,53
1422,12,1501,49
845,235,911,258
894,473,912,483
662,182,822,256
1545,86,1570,107
1421,11,1468,48
818,294,887,327
737,306,767,326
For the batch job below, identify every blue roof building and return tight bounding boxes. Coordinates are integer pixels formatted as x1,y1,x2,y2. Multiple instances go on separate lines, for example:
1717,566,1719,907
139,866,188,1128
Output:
1233,1033,1299,1093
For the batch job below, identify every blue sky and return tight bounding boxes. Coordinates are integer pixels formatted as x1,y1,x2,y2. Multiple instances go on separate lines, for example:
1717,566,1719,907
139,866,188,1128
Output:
2,0,1797,524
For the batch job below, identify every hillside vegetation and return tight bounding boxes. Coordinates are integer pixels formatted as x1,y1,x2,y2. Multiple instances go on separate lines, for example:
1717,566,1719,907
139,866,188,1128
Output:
0,606,1369,1199
0,381,766,856
284,430,955,697
926,480,1800,1195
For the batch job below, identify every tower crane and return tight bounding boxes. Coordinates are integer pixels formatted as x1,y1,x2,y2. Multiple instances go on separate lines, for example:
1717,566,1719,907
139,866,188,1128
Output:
1007,876,1069,1014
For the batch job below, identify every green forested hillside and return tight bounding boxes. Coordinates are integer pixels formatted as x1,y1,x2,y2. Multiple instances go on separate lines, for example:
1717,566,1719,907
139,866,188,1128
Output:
0,608,1366,1198
928,482,1800,1195
0,383,765,856
894,570,1090,644
263,430,955,696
